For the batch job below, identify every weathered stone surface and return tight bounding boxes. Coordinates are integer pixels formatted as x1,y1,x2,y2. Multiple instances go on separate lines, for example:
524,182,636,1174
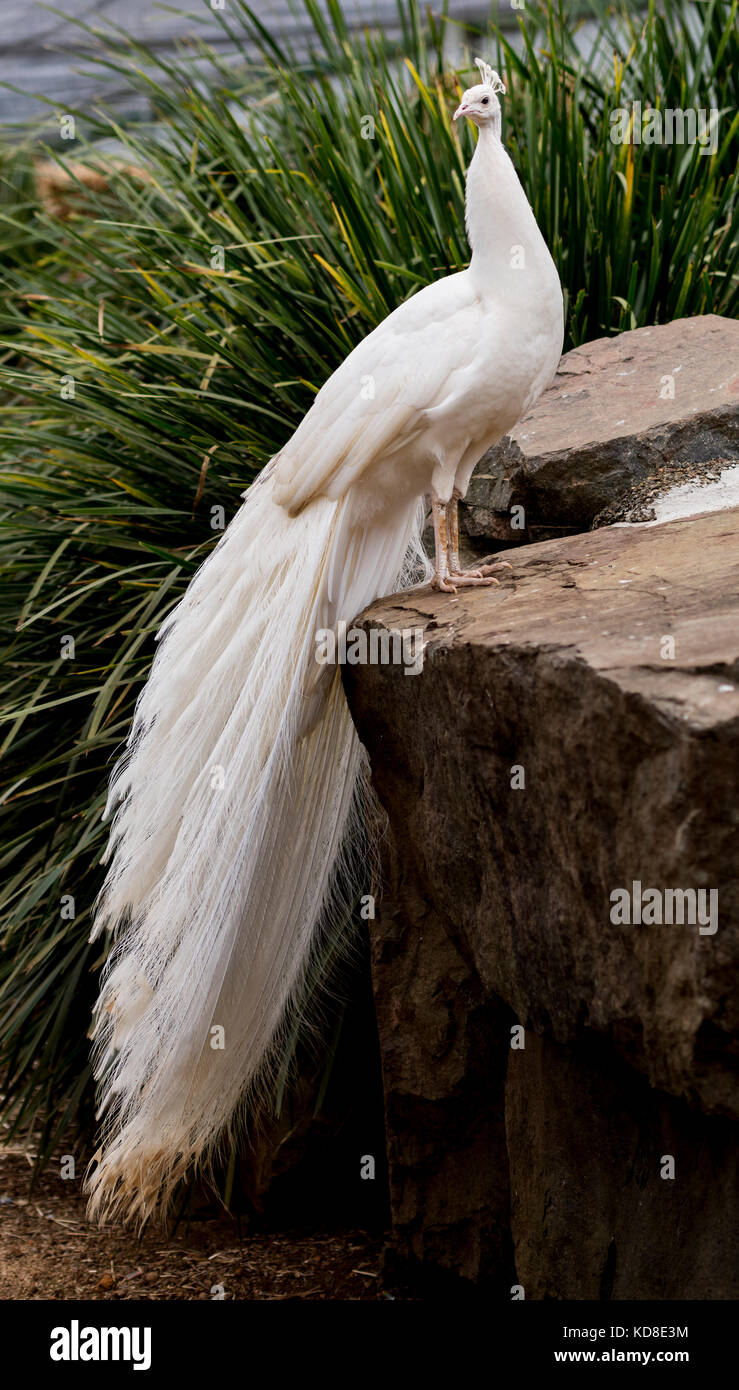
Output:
592,457,739,527
343,506,739,1296
506,1032,739,1300
372,854,515,1291
461,315,739,547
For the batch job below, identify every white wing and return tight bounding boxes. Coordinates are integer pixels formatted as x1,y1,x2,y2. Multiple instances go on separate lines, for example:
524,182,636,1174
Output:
272,271,485,513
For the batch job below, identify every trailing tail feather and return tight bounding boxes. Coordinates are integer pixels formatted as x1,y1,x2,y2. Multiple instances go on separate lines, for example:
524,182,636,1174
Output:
86,469,429,1224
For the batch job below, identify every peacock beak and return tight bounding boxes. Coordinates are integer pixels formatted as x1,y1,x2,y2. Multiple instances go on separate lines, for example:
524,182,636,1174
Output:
453,103,469,121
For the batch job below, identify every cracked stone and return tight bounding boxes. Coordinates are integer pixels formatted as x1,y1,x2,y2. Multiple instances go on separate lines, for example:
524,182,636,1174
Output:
460,315,739,548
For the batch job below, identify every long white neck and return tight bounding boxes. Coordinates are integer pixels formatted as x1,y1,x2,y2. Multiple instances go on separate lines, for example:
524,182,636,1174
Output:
465,124,556,293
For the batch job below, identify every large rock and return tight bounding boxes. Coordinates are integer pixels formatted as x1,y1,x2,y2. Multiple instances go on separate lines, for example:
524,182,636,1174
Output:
506,1032,738,1300
460,315,739,547
343,506,739,1297
372,869,515,1291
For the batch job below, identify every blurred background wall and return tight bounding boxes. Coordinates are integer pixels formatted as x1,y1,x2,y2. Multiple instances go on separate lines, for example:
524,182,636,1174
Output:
1,1,508,130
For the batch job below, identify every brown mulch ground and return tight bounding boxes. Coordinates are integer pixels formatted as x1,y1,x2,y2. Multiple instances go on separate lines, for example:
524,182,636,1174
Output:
0,1147,385,1301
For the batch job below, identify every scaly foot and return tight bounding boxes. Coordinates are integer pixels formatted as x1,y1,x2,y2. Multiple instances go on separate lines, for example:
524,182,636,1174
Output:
447,572,501,588
431,572,458,593
431,569,501,593
431,492,513,594
477,559,513,577
447,559,512,588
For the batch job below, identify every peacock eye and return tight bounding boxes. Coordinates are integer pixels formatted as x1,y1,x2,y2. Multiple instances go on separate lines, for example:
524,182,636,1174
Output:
481,97,490,105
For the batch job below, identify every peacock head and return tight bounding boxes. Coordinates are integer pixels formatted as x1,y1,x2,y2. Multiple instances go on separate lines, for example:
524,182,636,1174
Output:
453,58,506,132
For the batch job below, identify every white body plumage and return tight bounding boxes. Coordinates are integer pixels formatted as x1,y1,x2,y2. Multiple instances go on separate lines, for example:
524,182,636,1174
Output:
273,125,563,527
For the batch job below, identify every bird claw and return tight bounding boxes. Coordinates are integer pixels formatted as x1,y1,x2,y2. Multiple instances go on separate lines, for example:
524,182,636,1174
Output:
432,561,511,594
448,573,500,588
478,559,513,576
431,574,458,593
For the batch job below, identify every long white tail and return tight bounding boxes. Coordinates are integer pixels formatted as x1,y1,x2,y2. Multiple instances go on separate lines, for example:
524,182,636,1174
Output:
86,469,428,1223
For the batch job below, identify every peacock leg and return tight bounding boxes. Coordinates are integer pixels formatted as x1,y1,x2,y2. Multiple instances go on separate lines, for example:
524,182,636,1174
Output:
445,490,510,586
430,495,456,593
